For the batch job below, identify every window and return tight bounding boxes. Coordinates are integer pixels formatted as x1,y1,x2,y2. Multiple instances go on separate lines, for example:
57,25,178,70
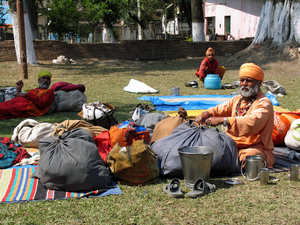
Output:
206,17,215,35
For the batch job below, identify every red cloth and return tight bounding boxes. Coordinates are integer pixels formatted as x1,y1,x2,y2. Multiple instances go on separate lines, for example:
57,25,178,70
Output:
50,82,85,92
93,131,112,162
0,88,54,120
196,58,220,78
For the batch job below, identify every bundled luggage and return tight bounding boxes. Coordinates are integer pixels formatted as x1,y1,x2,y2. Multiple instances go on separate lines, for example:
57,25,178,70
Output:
109,121,150,147
12,119,55,148
33,128,112,192
151,121,240,177
80,101,118,129
106,140,159,185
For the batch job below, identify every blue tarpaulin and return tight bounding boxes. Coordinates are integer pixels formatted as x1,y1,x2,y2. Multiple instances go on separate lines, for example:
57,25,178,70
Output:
137,93,279,111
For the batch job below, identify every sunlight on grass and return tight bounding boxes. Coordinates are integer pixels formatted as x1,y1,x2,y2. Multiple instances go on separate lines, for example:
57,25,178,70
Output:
1,58,300,224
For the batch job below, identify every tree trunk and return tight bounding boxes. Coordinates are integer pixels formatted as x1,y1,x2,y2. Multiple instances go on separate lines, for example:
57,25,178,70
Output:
105,28,118,43
253,0,300,46
25,0,39,40
228,0,300,62
191,0,205,42
11,11,37,64
128,12,153,40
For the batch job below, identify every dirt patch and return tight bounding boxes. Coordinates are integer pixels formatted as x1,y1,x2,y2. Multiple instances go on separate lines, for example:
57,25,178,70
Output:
225,40,300,67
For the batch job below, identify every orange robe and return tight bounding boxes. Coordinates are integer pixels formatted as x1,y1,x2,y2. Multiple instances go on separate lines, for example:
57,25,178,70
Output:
207,91,275,168
0,88,54,120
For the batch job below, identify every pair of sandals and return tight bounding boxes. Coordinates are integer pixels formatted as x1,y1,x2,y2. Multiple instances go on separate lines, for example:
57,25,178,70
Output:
163,178,216,198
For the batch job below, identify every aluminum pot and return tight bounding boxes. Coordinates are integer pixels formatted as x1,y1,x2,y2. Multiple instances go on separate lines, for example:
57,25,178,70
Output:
178,146,214,188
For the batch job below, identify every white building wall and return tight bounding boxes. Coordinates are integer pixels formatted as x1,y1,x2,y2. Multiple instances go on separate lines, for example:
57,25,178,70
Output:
205,0,264,39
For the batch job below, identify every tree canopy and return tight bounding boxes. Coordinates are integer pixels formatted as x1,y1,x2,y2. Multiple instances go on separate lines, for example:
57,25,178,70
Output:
3,0,194,40
36,0,122,39
0,1,7,28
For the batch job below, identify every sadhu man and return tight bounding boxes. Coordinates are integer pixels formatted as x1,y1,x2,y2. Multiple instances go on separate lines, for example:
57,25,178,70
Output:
0,71,55,120
195,63,274,168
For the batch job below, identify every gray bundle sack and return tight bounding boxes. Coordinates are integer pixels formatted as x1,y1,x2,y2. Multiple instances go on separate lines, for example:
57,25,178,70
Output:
135,112,168,139
33,128,112,192
151,120,240,177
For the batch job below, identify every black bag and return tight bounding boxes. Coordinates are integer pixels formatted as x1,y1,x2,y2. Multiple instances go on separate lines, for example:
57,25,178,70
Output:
82,102,118,129
151,120,240,177
33,128,112,192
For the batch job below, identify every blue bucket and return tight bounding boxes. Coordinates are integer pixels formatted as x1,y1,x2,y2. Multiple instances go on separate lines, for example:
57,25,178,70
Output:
204,74,221,90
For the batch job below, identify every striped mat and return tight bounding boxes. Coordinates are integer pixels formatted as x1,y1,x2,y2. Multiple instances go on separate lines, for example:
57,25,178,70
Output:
0,165,122,203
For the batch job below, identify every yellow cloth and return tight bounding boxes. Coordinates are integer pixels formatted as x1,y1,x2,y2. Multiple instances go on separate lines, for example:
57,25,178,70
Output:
273,106,291,112
38,70,52,79
164,110,206,118
206,47,215,56
239,63,264,81
207,91,274,168
219,66,226,79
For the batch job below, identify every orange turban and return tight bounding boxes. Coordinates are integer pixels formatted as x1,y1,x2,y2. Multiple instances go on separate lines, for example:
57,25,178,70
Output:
206,47,215,56
239,63,264,81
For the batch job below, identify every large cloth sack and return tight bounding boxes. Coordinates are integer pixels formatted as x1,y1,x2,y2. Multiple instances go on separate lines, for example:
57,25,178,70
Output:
284,119,300,151
52,119,107,137
109,121,150,147
94,130,112,162
12,119,55,148
33,128,112,192
151,121,240,177
106,140,159,186
54,90,87,112
273,111,300,146
151,116,187,144
273,112,291,146
135,112,168,140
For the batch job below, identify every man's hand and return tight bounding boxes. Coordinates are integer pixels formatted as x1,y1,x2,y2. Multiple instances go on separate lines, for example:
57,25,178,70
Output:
16,79,26,97
205,117,225,126
195,111,210,124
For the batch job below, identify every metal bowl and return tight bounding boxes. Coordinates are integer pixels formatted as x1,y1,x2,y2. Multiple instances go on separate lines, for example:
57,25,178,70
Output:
222,84,234,89
233,81,240,88
224,178,243,185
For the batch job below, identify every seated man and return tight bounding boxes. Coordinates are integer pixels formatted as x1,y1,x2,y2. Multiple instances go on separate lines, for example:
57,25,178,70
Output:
0,71,55,120
195,47,226,83
195,63,274,168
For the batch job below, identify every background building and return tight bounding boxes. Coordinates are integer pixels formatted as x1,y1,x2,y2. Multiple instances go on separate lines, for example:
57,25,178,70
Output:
204,0,264,40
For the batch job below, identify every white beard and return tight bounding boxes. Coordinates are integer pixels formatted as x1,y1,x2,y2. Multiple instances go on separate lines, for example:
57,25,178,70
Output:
239,84,260,98
38,81,50,89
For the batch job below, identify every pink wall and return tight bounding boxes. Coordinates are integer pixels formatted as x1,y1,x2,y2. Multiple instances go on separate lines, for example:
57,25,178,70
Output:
204,0,264,40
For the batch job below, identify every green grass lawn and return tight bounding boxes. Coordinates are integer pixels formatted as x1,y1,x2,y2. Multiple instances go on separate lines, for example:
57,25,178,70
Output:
1,56,300,224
